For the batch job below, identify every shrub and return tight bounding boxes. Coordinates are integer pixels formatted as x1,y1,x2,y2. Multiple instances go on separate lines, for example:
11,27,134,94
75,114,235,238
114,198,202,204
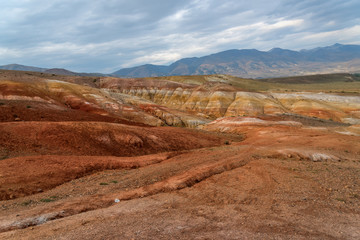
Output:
22,200,33,206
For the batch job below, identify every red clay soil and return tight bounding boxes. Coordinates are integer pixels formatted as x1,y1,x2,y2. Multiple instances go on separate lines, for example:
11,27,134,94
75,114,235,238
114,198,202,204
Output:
0,120,228,200
0,100,137,124
0,123,359,239
0,152,181,200
0,121,225,158
0,71,359,239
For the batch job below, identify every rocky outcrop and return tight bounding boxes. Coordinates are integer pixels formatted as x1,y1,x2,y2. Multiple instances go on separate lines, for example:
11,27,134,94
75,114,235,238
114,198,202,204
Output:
2,74,360,127
0,79,163,126
106,82,360,124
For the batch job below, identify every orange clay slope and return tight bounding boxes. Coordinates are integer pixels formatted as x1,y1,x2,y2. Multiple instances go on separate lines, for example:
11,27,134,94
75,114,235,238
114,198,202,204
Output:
0,70,359,239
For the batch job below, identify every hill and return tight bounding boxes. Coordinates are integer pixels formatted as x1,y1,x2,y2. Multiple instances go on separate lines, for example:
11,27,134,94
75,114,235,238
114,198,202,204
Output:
0,64,47,72
0,64,107,77
0,70,360,239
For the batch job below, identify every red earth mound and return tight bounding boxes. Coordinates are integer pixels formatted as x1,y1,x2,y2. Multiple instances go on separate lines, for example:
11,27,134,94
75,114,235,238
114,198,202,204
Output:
0,100,136,124
0,121,225,159
0,124,359,239
0,120,232,200
0,152,179,200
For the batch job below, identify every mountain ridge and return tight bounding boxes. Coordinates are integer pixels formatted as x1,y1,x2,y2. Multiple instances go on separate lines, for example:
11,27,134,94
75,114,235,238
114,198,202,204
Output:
0,64,107,77
112,43,360,78
1,44,360,78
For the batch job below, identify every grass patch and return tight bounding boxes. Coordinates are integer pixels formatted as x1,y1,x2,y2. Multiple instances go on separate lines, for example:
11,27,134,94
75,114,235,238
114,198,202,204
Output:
335,198,346,203
351,194,359,199
40,198,55,203
99,182,109,185
22,200,33,206
26,105,31,108
0,155,9,160
111,180,118,184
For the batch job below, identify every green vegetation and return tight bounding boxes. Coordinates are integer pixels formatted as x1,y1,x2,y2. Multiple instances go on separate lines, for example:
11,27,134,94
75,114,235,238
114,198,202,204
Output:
111,180,118,184
335,198,346,203
261,73,360,84
40,198,55,202
351,193,359,199
22,200,33,206
39,196,57,202
99,182,109,185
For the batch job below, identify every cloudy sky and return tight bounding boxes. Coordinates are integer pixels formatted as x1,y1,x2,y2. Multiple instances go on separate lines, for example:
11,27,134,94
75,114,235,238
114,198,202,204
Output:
1,0,360,73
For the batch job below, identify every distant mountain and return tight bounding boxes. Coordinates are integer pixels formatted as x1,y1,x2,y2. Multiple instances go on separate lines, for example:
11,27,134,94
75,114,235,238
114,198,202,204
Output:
112,43,360,78
0,64,108,77
113,64,168,77
44,68,78,76
2,44,360,79
0,64,47,72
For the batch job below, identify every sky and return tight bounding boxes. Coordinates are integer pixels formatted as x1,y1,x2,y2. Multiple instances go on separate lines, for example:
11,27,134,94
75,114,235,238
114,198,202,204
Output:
1,0,360,73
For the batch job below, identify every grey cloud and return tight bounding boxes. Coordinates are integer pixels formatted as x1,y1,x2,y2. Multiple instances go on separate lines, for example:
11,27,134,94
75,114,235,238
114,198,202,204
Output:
0,0,359,72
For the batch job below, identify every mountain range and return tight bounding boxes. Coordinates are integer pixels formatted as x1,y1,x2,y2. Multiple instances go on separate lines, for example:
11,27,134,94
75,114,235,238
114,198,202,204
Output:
1,43,360,78
0,64,106,77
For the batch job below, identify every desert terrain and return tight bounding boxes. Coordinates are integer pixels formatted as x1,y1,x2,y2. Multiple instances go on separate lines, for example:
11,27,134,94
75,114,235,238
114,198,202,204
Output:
0,69,360,239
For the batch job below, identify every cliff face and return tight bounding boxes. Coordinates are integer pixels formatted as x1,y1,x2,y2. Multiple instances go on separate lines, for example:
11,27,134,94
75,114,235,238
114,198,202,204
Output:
107,83,360,125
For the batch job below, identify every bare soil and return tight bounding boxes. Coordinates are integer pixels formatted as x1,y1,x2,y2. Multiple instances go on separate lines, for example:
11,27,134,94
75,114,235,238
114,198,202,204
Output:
0,100,132,123
0,120,359,239
0,71,359,239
